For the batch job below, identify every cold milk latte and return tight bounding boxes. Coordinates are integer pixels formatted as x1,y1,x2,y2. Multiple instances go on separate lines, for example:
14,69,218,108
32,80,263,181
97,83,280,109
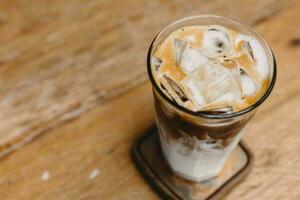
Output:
147,16,276,182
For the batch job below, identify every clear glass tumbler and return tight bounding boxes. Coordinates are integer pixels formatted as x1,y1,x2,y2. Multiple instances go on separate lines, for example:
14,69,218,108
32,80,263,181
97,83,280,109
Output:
147,15,276,182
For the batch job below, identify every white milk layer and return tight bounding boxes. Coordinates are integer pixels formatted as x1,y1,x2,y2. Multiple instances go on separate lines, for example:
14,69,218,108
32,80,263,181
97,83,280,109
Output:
159,131,244,182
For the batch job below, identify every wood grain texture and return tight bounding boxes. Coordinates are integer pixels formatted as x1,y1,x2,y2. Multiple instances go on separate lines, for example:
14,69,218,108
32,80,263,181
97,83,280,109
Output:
0,0,291,158
224,1,300,199
0,0,299,200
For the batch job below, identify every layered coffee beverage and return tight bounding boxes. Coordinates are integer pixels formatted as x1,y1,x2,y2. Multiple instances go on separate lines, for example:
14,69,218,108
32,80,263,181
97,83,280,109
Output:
148,16,276,182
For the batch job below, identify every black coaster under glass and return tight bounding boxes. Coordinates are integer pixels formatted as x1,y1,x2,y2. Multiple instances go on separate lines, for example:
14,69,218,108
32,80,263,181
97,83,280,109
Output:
132,125,253,200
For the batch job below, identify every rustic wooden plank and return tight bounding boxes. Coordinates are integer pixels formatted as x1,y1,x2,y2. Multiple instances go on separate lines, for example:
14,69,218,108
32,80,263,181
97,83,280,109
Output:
0,83,156,200
0,1,299,199
0,0,291,158
246,0,300,121
224,98,300,200
226,1,300,199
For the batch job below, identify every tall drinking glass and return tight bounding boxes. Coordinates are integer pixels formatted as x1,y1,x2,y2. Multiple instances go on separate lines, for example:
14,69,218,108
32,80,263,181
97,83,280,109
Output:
147,15,276,182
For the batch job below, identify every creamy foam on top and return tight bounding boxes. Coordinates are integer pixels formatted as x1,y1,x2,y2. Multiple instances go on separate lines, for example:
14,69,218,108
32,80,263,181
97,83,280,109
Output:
151,25,269,113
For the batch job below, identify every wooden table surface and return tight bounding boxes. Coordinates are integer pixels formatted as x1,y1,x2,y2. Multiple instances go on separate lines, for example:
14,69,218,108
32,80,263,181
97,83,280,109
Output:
0,0,299,199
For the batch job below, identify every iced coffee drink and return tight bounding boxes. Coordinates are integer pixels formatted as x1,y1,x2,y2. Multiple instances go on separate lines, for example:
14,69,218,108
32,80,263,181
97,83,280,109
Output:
147,16,276,182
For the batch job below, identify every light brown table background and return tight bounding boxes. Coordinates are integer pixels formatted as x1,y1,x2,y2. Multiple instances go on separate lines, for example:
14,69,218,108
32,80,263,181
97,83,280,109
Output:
0,0,299,199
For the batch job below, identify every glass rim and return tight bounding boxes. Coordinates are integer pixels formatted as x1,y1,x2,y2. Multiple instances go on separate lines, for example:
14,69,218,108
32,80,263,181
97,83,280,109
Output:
147,15,277,119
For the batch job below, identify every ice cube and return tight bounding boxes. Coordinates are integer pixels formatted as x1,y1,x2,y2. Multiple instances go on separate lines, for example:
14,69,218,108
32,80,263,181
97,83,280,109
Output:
202,26,233,57
248,37,269,79
180,47,209,73
199,62,241,103
200,106,233,115
195,100,233,112
240,69,257,96
235,34,269,79
242,41,254,60
151,56,162,71
173,38,187,66
222,58,243,93
162,74,189,103
159,82,173,100
181,76,206,106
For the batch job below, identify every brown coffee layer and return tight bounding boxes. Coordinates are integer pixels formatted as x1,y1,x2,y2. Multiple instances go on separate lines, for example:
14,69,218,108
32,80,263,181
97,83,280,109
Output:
154,94,254,148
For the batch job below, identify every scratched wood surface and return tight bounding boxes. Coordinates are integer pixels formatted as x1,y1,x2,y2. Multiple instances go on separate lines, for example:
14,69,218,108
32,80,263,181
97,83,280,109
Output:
0,0,299,199
0,0,291,157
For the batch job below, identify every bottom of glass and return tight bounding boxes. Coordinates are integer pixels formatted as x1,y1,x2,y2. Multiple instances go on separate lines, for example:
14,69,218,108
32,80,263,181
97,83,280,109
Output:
158,129,244,182
132,126,253,200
